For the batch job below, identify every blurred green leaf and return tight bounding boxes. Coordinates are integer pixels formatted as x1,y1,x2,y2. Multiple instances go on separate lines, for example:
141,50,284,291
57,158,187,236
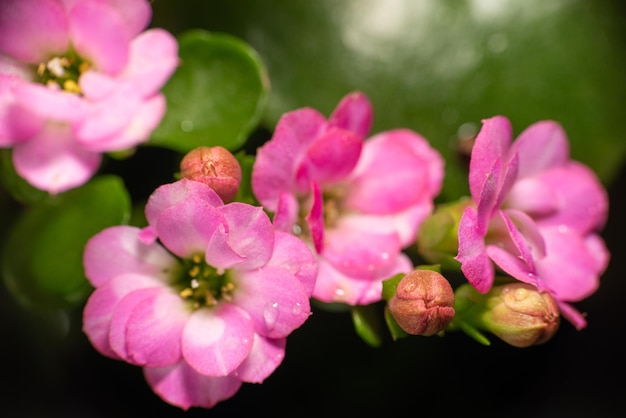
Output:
151,29,270,153
383,305,409,341
2,175,131,309
0,150,50,205
152,0,626,199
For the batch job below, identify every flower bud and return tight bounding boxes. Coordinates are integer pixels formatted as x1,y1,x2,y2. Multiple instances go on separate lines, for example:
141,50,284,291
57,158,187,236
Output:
179,146,242,203
416,197,471,269
388,269,455,336
482,283,560,348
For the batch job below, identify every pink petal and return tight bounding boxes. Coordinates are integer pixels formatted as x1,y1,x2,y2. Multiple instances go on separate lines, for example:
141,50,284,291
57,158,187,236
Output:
252,108,326,207
469,116,513,201
145,179,224,228
557,301,587,331
182,304,254,376
0,0,69,63
206,203,274,271
68,1,130,75
456,206,494,293
144,361,242,410
321,225,402,280
313,253,412,305
15,82,88,122
296,127,362,186
328,91,373,138
108,286,162,363
344,129,440,214
82,273,161,360
156,197,225,258
474,158,501,236
232,266,311,339
534,227,603,301
12,123,100,193
504,176,559,217
234,334,286,383
532,163,608,233
122,28,179,96
510,120,569,178
95,0,152,38
125,291,189,367
266,231,318,296
0,75,44,145
272,192,299,233
83,225,177,287
305,182,324,254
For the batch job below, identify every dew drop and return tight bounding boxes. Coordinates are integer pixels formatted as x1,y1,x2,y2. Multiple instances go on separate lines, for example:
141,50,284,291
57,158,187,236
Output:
263,302,279,330
335,288,346,297
181,119,194,132
291,302,302,316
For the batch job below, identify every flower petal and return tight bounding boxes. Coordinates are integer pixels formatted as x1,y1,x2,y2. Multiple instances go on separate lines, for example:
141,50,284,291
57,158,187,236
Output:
510,120,569,178
68,1,130,75
232,266,311,339
266,231,318,296
344,129,442,214
305,182,324,254
252,108,326,207
234,334,286,383
296,127,362,186
122,28,179,96
144,179,223,229
182,304,254,376
144,361,242,410
125,290,189,367
12,123,100,193
456,206,494,293
469,116,512,202
156,197,225,258
328,91,373,138
82,273,161,360
206,203,274,271
0,0,68,63
83,225,177,287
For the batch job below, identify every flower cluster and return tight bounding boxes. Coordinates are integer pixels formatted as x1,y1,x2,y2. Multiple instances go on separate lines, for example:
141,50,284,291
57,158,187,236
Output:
0,0,613,412
0,0,178,193
455,116,610,329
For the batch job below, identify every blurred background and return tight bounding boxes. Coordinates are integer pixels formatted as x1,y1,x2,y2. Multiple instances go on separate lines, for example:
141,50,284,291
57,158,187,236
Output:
1,0,625,416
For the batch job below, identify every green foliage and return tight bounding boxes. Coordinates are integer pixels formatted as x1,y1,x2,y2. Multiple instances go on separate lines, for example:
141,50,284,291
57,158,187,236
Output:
1,175,131,309
151,29,270,153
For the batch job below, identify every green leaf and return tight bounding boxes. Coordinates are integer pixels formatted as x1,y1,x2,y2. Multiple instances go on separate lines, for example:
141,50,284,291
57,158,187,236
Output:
151,29,270,153
381,273,404,302
0,149,50,205
233,151,258,205
2,175,131,309
350,304,384,348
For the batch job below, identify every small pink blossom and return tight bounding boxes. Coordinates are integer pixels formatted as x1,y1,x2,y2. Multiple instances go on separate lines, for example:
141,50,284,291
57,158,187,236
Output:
0,0,179,193
82,179,318,409
456,116,610,329
252,92,444,305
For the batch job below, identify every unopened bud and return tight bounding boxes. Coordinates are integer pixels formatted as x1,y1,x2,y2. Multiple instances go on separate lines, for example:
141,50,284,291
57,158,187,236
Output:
180,146,242,203
388,269,455,336
416,197,470,269
483,283,560,348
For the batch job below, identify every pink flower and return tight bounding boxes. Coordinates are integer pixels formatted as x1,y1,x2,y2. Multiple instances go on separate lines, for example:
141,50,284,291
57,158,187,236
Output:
0,0,178,193
456,116,610,329
252,92,444,305
82,179,318,409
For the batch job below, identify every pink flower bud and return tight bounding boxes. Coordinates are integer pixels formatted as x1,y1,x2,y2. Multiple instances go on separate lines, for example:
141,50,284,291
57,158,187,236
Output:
388,269,455,336
180,146,242,203
484,283,560,348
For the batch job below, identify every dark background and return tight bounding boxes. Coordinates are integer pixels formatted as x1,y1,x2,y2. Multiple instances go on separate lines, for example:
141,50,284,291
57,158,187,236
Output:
2,1,625,417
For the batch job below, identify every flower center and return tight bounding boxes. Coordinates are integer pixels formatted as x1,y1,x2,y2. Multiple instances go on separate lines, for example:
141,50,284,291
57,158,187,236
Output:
175,253,235,309
36,52,92,94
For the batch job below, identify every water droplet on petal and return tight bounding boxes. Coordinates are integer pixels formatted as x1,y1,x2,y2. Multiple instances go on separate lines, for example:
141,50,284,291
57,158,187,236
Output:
263,302,279,330
291,302,303,316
